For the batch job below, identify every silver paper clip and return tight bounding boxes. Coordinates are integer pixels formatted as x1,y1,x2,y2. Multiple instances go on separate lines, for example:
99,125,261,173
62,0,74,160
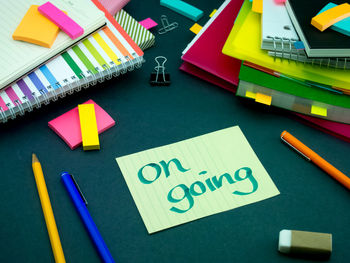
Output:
150,56,171,86
158,15,178,35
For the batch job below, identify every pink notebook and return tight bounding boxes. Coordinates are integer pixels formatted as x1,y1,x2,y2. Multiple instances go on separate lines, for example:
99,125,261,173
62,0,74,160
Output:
180,0,243,89
295,114,350,143
180,61,236,92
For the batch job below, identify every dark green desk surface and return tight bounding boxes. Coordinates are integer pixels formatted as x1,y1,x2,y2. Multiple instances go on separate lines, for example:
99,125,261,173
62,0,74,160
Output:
1,1,350,262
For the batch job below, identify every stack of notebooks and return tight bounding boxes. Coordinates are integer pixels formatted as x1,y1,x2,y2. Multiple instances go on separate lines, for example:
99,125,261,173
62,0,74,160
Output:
181,0,350,142
0,0,147,122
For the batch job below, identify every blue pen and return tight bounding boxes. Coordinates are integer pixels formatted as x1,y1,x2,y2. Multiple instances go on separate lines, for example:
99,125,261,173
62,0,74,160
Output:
61,172,115,263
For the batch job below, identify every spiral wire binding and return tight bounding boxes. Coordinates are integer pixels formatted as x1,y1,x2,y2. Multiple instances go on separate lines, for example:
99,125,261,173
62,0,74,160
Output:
7,103,16,120
32,92,41,109
0,54,145,123
0,107,6,123
25,96,33,112
14,100,25,116
268,37,350,69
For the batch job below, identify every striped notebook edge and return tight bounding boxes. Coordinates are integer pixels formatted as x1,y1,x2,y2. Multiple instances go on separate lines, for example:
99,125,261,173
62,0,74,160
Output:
115,9,155,51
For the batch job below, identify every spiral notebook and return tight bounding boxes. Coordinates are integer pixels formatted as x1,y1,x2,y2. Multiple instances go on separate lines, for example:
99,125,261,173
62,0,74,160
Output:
0,0,106,90
262,0,350,69
0,0,143,123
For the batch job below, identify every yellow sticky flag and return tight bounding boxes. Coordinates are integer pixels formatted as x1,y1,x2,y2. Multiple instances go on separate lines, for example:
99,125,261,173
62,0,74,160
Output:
255,93,272,105
311,105,327,116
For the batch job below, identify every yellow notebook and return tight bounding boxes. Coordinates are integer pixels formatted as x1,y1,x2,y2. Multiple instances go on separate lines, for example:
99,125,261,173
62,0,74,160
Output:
13,5,64,48
222,0,350,90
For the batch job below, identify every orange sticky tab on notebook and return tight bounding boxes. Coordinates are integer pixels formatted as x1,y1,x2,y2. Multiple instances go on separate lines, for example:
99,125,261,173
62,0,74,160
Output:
190,23,202,34
311,3,350,31
252,0,263,14
255,93,272,105
12,5,65,48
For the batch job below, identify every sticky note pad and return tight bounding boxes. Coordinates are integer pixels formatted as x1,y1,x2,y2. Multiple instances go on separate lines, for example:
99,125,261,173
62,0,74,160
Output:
12,5,62,48
245,91,257,99
209,9,217,17
279,230,332,259
190,23,202,34
311,3,350,31
139,18,158,30
38,2,84,39
311,105,327,117
160,0,203,21
78,104,100,151
48,100,115,150
252,0,263,14
317,3,350,37
255,93,272,105
116,126,280,233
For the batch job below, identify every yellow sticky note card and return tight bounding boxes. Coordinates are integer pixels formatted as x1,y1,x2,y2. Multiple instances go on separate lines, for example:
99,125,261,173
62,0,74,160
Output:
245,91,257,99
209,9,217,17
252,0,263,14
311,105,327,116
78,104,100,151
12,5,65,48
190,23,202,34
116,126,280,233
255,93,272,105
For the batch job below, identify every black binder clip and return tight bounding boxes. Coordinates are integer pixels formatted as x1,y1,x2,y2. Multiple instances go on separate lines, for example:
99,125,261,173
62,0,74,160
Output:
158,15,178,35
150,56,171,86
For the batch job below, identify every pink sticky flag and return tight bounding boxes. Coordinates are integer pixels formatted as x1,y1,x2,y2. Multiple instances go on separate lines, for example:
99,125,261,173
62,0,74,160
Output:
38,1,84,39
48,100,115,149
139,18,158,30
274,0,286,3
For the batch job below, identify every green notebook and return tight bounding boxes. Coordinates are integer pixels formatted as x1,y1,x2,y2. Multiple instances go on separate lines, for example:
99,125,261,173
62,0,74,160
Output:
238,64,350,109
237,64,350,123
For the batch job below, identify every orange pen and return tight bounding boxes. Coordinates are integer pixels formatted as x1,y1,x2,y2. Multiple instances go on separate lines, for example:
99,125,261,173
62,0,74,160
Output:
281,131,350,190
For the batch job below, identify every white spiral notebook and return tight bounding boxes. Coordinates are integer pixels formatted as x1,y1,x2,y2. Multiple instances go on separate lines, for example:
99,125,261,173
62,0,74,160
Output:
0,5,144,123
0,0,106,90
261,0,350,69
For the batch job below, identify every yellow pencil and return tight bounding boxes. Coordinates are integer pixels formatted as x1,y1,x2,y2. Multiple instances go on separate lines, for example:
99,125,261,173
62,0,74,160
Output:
32,153,66,263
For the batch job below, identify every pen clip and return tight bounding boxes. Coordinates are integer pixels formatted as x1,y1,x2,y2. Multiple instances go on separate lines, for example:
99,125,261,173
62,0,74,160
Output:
69,174,88,206
281,135,311,161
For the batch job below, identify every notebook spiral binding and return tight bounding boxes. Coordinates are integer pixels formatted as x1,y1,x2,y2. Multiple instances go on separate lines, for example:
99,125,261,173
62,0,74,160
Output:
267,36,350,69
0,54,144,123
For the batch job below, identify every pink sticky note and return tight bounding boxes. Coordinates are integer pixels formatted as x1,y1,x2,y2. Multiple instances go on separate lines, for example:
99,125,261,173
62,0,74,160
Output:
38,1,84,39
274,0,286,3
139,18,158,30
48,100,115,149
97,0,130,16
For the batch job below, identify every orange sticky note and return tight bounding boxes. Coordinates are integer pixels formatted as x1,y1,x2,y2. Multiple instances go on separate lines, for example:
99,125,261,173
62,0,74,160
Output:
311,3,350,31
255,93,272,105
13,5,65,48
252,0,263,14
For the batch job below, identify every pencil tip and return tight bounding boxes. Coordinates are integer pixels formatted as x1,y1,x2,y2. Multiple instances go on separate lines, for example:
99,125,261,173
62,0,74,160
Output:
32,153,39,163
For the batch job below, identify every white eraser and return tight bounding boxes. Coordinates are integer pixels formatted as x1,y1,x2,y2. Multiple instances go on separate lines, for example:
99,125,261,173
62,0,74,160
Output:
278,229,292,253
